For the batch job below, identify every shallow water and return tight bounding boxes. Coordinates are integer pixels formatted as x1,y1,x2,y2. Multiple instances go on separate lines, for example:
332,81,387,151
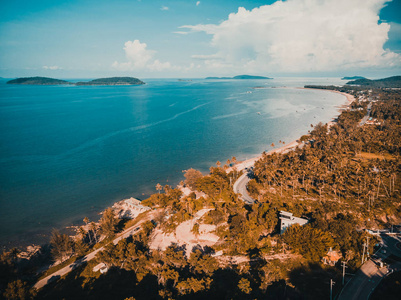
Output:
0,77,346,248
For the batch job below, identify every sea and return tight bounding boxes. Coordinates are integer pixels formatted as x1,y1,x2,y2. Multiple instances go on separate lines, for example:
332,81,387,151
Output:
0,77,346,249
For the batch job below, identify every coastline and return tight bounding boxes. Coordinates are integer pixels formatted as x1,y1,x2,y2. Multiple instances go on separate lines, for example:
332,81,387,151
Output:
228,89,355,173
4,88,355,252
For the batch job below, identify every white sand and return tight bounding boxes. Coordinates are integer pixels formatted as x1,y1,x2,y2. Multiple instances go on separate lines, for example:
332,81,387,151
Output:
149,208,219,255
226,90,355,173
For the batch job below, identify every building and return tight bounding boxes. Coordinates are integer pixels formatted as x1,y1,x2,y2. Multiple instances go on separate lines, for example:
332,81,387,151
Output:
124,197,150,212
279,211,308,234
113,197,151,219
93,262,108,274
322,248,342,266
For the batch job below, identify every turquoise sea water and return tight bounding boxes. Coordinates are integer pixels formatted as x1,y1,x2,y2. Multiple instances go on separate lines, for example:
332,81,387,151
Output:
0,77,346,248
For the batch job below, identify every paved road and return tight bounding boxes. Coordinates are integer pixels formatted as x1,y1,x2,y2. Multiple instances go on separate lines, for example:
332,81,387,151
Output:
358,102,372,126
338,260,389,300
338,233,401,300
233,170,255,204
33,223,142,290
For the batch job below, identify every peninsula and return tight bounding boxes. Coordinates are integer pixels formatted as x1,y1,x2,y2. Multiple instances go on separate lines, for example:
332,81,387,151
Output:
206,74,272,80
6,76,72,85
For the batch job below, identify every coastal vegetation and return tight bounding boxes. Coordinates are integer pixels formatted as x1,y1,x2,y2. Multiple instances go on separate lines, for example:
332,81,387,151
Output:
341,76,366,80
345,75,401,88
6,77,71,85
1,78,401,299
6,77,145,86
75,77,145,86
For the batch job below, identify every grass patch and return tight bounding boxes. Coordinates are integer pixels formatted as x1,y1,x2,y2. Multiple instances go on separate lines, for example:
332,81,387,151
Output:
356,152,394,160
122,211,151,231
38,256,77,280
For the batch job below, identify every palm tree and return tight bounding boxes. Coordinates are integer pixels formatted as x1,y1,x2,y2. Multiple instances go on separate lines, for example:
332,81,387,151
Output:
83,217,92,244
156,183,163,194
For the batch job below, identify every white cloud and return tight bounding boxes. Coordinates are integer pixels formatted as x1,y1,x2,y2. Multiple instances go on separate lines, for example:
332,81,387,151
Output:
173,31,190,35
112,39,173,72
182,0,401,73
161,6,169,11
42,65,62,70
196,1,201,6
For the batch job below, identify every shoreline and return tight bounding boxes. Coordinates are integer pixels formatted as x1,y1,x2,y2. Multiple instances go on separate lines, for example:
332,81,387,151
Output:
227,88,355,173
3,88,356,252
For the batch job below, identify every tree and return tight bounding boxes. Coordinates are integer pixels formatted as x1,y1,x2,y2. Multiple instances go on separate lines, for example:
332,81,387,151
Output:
238,278,252,294
90,222,99,243
3,280,36,300
188,250,218,276
156,183,163,194
283,224,335,261
183,168,203,189
74,239,89,257
191,223,200,237
50,230,74,261
100,208,118,238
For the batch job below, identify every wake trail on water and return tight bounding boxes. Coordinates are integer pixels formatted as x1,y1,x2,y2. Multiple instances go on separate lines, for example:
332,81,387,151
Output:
0,102,211,163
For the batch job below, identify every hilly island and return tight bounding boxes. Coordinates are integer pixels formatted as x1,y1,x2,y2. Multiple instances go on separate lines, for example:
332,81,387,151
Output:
6,76,145,86
6,76,72,85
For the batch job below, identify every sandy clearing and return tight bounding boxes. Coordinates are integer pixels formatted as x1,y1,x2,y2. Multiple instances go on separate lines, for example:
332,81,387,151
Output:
149,208,219,255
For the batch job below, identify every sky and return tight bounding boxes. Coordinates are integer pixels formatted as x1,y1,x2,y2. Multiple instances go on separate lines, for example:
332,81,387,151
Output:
0,0,400,78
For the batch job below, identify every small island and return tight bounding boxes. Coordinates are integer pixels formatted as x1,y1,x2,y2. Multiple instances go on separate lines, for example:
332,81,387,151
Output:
341,76,366,80
6,76,72,85
7,76,145,86
206,74,272,80
75,77,145,86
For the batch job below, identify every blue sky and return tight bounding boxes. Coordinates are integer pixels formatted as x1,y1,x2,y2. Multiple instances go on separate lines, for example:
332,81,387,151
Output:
1,0,400,78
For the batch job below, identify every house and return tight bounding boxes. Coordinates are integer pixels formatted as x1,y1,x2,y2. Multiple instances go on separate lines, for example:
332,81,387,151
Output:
113,197,151,219
93,262,109,274
279,211,308,234
124,197,150,212
322,248,342,266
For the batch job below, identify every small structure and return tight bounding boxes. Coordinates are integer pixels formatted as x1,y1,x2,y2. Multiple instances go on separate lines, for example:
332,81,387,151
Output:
113,197,151,219
322,248,342,266
93,262,109,274
124,198,150,212
279,211,308,234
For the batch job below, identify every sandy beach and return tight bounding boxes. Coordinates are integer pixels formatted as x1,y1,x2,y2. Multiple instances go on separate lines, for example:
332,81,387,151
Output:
227,89,355,173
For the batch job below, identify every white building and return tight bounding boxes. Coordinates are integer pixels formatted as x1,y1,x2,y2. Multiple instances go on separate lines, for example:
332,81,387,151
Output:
93,262,108,274
113,197,151,219
124,198,150,212
279,211,308,234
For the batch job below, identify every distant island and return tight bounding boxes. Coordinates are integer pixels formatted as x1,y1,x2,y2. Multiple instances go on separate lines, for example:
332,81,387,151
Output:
341,76,366,80
6,76,72,85
6,76,145,86
206,75,272,80
346,75,401,88
75,77,145,86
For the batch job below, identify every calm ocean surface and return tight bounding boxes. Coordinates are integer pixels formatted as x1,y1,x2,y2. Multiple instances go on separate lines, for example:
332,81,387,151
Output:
0,77,346,248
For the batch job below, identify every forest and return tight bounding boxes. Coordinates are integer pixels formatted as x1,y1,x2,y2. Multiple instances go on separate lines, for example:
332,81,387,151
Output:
1,85,400,300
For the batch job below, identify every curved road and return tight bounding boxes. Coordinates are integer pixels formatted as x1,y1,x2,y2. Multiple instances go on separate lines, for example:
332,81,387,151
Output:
233,170,255,204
